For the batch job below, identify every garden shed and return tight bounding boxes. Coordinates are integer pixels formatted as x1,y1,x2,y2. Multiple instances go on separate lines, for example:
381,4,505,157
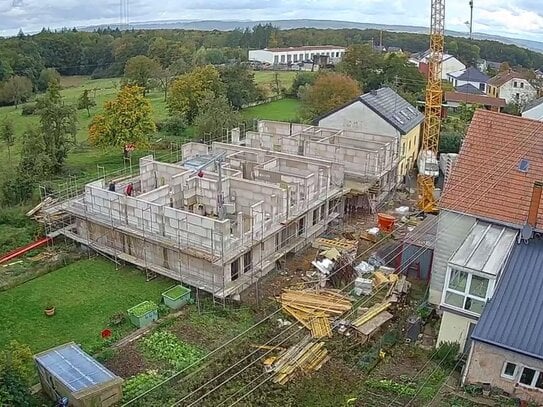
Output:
34,342,123,407
399,214,437,281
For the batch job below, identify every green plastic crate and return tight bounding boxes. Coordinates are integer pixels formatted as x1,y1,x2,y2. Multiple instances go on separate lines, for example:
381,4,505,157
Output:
162,285,191,310
127,301,158,328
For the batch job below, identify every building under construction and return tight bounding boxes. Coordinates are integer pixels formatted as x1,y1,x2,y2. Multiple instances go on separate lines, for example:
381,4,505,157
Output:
40,121,398,299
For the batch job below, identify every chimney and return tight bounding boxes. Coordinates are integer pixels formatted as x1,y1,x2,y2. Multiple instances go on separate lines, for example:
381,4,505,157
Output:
371,90,378,96
528,181,543,227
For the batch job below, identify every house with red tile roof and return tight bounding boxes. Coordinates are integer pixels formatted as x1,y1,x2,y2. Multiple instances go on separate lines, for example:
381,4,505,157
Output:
487,70,537,105
428,110,543,351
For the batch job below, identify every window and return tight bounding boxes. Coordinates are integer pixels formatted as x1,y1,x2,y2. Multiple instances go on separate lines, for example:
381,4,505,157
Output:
514,81,518,88
293,54,298,62
280,54,285,63
479,83,485,92
230,258,240,281
502,362,517,379
243,251,252,274
312,208,319,226
273,55,279,64
287,54,292,62
520,367,536,386
336,51,340,57
298,217,305,236
443,268,492,315
521,82,525,89
516,93,520,100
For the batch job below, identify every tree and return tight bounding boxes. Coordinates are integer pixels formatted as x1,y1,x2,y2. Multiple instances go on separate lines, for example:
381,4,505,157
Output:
1,76,32,108
37,67,60,92
89,85,156,148
0,118,15,163
219,64,259,109
1,127,48,205
0,341,35,407
154,67,174,102
168,65,224,122
124,55,160,95
300,73,361,120
193,92,241,140
77,89,96,116
169,57,189,76
290,72,317,98
35,81,77,173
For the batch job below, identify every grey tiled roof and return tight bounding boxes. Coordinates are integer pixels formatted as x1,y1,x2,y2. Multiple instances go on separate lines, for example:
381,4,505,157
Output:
455,83,484,95
455,66,490,83
523,96,543,113
359,87,424,135
472,238,543,360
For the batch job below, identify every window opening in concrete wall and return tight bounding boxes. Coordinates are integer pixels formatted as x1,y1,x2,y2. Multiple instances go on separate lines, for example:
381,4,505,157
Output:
243,251,252,274
230,258,240,281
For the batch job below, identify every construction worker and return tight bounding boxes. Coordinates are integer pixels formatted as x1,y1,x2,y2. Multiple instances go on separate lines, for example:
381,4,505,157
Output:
108,181,115,192
125,183,134,197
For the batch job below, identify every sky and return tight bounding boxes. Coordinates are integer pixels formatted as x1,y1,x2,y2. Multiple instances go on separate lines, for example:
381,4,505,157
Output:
2,0,543,42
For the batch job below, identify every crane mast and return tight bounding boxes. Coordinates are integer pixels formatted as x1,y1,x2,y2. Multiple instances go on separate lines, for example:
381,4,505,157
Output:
418,0,445,212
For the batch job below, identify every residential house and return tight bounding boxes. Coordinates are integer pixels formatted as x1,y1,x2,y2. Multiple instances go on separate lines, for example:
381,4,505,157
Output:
487,70,537,105
315,87,424,183
444,92,506,112
447,67,490,94
522,97,543,121
410,50,466,80
463,238,543,405
387,46,403,54
248,46,345,66
428,111,543,350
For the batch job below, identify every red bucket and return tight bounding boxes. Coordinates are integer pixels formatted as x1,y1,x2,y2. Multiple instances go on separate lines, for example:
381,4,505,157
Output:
377,213,396,232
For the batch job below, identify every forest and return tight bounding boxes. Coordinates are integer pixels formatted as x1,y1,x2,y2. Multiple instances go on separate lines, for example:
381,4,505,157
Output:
1,23,542,103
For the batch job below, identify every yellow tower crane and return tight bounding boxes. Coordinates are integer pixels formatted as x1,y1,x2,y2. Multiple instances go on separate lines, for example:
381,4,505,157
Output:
418,0,445,212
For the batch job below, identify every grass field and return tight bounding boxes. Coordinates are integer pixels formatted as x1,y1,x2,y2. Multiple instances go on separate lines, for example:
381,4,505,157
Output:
0,258,172,353
243,98,302,122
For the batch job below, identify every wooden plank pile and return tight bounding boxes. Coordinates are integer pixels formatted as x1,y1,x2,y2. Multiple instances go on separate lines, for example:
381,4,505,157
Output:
312,237,358,252
386,275,412,303
280,289,352,338
266,336,330,384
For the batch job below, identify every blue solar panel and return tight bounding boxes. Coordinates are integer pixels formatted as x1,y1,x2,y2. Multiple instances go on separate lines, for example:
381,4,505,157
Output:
36,343,117,392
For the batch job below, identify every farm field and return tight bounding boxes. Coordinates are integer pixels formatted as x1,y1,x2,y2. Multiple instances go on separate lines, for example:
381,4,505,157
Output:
0,257,172,353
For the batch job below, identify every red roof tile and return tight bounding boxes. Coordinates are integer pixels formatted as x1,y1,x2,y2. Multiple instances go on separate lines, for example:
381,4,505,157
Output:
444,92,506,108
441,110,543,229
487,70,528,87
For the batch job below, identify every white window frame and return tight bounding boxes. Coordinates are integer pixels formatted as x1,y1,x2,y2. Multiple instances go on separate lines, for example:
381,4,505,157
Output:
501,361,518,380
441,266,496,316
518,366,543,390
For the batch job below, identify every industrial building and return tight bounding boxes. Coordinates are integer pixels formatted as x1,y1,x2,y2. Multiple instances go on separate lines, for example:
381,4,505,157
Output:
40,121,397,301
248,45,346,65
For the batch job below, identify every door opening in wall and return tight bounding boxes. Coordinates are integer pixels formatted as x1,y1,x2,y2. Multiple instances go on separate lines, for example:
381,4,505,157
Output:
231,258,240,281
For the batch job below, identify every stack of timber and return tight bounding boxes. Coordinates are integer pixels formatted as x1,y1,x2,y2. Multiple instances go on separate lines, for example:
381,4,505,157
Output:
386,275,411,303
265,336,330,384
351,302,393,338
280,289,352,338
312,237,358,253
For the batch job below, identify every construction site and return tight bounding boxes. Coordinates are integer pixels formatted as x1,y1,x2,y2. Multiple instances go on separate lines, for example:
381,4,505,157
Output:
38,121,399,301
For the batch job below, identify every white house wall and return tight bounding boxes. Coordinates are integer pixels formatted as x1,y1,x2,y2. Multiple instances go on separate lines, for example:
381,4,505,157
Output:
317,102,399,138
499,78,537,105
428,209,476,304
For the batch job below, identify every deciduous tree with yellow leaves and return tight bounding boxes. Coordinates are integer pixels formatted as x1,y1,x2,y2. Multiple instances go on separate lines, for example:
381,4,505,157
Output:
88,85,155,149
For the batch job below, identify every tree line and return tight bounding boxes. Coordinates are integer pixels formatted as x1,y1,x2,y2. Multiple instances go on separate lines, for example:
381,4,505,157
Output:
1,24,542,106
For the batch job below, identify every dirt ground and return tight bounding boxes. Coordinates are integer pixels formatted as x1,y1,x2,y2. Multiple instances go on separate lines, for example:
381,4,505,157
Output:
103,342,157,378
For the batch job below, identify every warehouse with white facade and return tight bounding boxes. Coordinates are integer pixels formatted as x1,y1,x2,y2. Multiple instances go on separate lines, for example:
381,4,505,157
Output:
249,45,346,65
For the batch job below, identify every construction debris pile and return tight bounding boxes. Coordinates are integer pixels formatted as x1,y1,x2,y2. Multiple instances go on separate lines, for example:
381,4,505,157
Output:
280,289,352,339
264,336,330,385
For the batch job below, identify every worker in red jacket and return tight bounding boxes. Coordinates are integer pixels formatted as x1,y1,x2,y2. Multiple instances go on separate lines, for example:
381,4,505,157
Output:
125,183,134,197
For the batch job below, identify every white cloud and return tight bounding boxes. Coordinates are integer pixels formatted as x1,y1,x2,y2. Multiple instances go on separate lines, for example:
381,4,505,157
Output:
1,0,543,42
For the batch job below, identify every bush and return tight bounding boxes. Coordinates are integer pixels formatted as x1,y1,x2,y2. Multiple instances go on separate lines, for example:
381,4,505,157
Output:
122,370,165,402
432,341,460,369
160,115,187,137
21,104,37,116
141,331,204,370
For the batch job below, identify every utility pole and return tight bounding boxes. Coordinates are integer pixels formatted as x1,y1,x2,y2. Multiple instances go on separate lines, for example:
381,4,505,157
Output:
469,0,474,40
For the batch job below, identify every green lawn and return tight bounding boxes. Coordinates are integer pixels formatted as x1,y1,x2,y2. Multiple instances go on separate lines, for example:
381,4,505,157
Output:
0,258,172,353
253,70,297,87
243,98,302,122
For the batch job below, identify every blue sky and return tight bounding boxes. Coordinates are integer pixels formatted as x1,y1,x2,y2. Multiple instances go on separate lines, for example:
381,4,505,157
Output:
2,0,543,41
